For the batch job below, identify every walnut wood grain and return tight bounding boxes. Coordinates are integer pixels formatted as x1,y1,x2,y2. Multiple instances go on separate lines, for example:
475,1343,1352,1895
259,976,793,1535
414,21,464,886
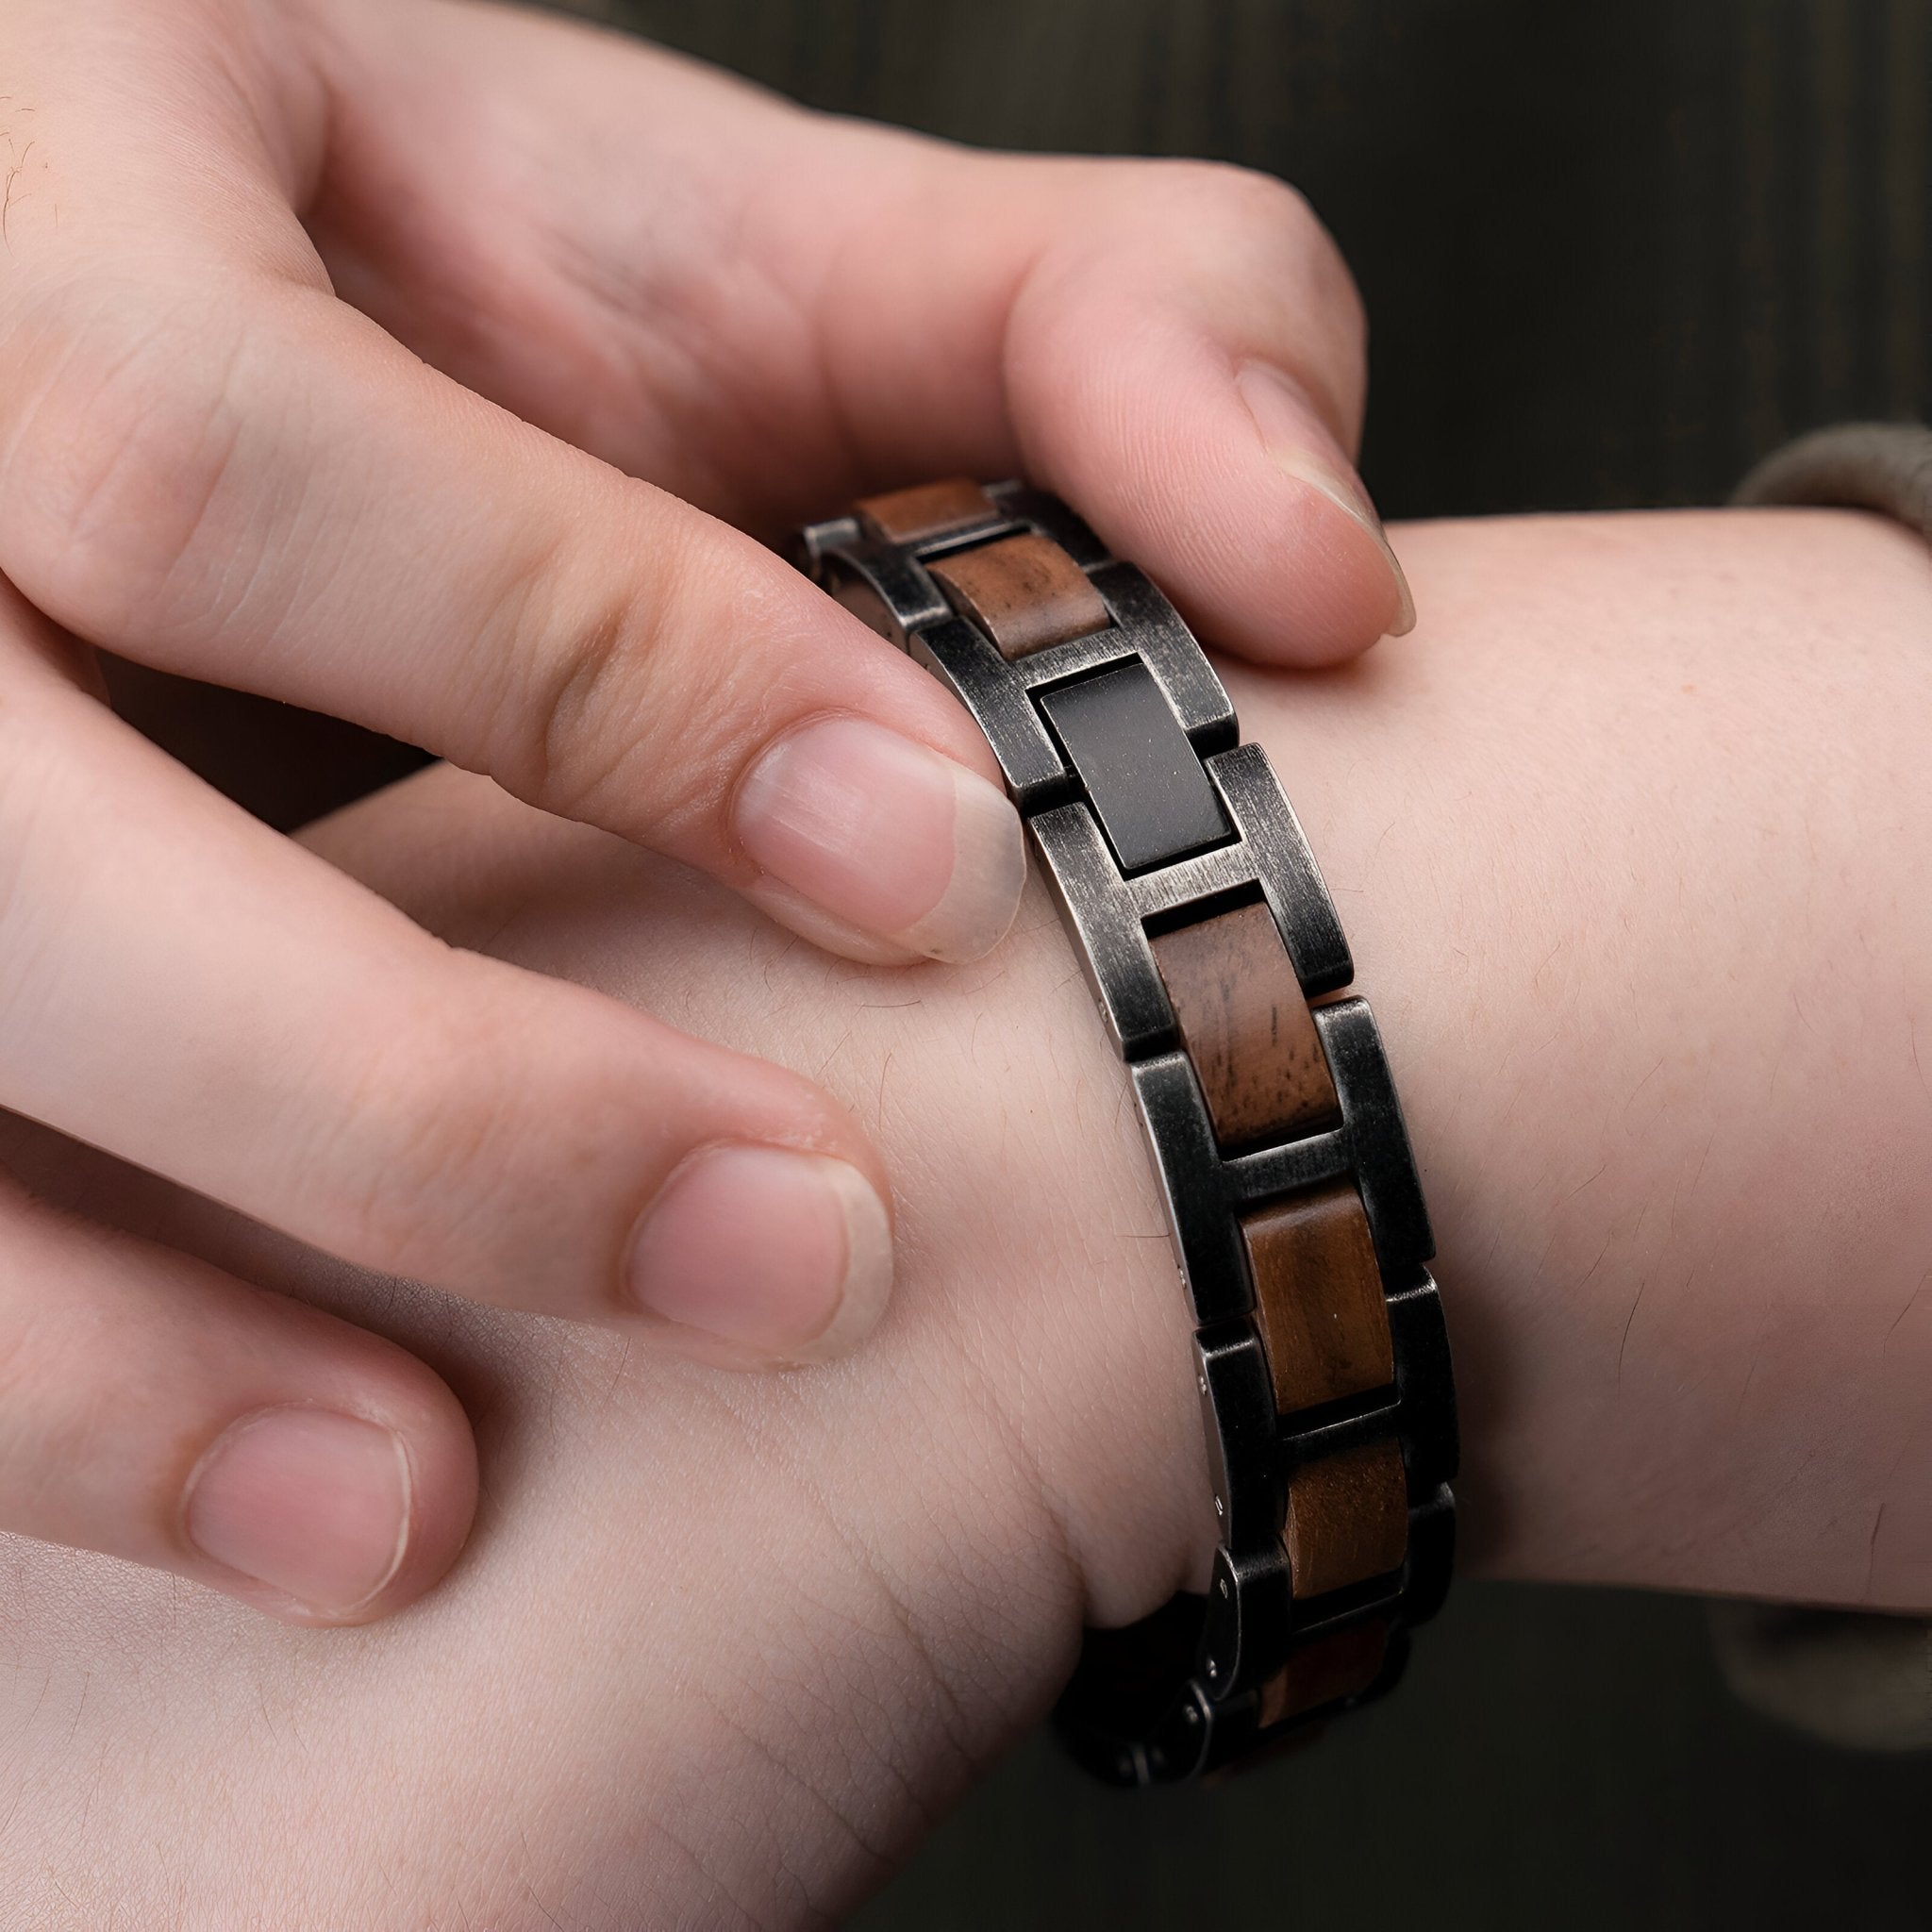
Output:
1241,1183,1395,1417
854,477,1001,545
1284,1439,1409,1600
926,530,1111,658
1256,1618,1391,1727
1149,899,1340,1150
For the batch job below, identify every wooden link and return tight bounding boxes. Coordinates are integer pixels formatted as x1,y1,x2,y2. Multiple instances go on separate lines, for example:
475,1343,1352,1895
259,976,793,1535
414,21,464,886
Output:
1284,1439,1409,1600
927,531,1112,658
854,477,1002,546
1149,899,1340,1150
1241,1182,1395,1416
1256,1619,1390,1727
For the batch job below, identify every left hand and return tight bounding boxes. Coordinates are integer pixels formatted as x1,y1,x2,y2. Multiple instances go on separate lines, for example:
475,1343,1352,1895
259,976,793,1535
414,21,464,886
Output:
4,507,1929,1924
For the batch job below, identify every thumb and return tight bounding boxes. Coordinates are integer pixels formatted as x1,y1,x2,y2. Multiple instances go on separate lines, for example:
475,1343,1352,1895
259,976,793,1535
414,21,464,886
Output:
998,160,1412,665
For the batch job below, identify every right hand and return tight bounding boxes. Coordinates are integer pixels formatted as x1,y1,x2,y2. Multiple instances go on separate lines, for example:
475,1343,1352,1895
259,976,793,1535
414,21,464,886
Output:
0,0,1393,1624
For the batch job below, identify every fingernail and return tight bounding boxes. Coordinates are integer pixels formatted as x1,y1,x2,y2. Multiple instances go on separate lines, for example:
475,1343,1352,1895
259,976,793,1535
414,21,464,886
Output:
1235,359,1416,637
625,1144,893,1362
184,1407,410,1617
735,716,1025,963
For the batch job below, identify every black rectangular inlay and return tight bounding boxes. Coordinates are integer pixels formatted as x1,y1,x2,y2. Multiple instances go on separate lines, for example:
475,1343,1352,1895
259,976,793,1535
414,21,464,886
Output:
1037,660,1230,873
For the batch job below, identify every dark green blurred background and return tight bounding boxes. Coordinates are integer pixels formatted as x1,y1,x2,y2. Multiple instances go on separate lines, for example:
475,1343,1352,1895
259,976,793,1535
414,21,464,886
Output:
547,3,1931,1927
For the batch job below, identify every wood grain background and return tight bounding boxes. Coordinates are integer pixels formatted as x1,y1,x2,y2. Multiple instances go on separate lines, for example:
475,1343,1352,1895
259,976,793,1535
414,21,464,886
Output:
547,4,1932,1926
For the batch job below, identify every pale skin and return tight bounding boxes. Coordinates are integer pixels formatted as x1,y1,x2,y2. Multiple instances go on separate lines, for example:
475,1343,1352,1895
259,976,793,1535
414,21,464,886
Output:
0,0,1410,1615
0,507,1926,1927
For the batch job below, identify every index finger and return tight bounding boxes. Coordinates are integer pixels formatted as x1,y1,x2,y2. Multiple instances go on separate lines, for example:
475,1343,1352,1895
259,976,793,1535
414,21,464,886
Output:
0,0,1026,969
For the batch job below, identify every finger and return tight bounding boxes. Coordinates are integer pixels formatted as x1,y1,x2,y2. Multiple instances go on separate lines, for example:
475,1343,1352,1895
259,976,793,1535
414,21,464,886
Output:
280,3,1407,661
0,599,893,1359
798,150,1410,666
1000,161,1416,662
0,1174,474,1625
0,0,1025,969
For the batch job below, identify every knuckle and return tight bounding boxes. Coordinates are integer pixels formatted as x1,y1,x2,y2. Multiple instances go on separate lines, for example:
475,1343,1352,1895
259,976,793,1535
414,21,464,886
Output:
0,1230,122,1509
477,531,652,821
475,497,772,844
300,958,653,1301
1125,158,1322,245
309,976,537,1282
1102,159,1366,417
0,271,268,641
1113,158,1359,324
0,1298,50,1489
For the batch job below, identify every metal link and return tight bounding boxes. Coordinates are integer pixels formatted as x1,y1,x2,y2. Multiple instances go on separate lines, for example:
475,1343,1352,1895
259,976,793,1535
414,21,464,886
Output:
984,479,1114,568
1195,1327,1280,1554
1311,999,1436,1273
1030,750,1353,1062
1198,1542,1294,1700
1130,1050,1268,1324
1084,561,1239,753
1038,662,1232,872
1388,1273,1459,1493
912,617,1077,808
791,481,1457,1786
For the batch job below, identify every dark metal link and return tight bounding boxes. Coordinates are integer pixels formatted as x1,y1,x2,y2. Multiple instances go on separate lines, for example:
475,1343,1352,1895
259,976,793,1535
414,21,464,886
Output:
1387,1273,1459,1494
1142,1681,1218,1783
1038,661,1232,872
1084,561,1239,753
795,522,948,641
1195,1327,1281,1553
985,479,1114,568
1222,1126,1356,1211
791,481,1456,1786
1129,1050,1262,1324
1313,999,1436,1273
1197,1543,1294,1700
802,497,1237,802
1400,1486,1458,1626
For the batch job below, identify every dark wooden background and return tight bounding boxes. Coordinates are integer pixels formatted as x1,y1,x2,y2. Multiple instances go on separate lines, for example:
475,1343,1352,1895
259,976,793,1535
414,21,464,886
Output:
580,0,1926,519
543,3,1932,1926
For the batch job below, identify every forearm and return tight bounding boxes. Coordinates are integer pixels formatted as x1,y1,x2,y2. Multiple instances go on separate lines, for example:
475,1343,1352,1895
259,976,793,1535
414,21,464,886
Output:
4,506,1929,1928
1257,508,1932,1609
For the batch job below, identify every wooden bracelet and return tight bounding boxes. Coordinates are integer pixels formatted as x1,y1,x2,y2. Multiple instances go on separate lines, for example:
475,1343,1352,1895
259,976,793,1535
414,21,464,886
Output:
792,482,1457,1784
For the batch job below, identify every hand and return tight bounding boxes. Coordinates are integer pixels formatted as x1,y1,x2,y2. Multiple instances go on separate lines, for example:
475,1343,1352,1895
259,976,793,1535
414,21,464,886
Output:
0,0,1394,1619
0,507,1926,1925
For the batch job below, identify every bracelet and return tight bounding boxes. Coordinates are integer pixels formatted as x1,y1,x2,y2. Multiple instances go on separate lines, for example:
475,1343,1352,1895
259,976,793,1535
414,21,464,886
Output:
791,481,1457,1785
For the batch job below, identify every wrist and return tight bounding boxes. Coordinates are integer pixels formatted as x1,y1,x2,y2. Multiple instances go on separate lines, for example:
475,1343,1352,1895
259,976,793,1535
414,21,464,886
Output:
1241,506,1932,1607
